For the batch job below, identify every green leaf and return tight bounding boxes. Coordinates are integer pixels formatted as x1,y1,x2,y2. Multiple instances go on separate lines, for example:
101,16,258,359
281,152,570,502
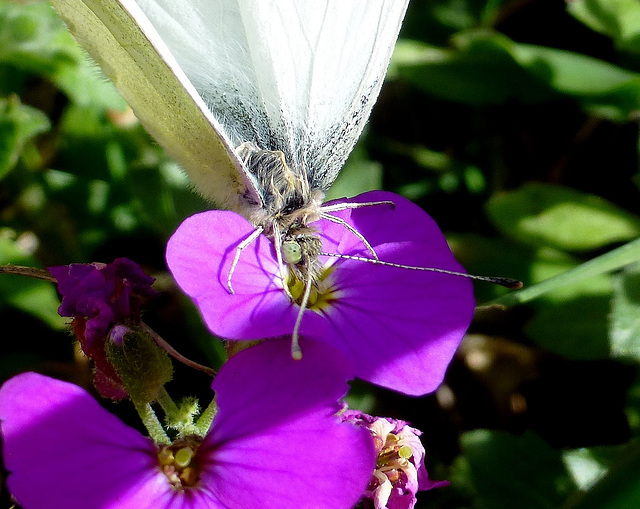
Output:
568,0,640,56
54,51,126,110
486,183,640,252
524,290,612,360
393,31,640,120
609,262,640,362
392,35,554,105
0,0,124,110
451,430,576,509
325,144,383,201
0,95,50,177
448,234,578,304
561,439,640,509
0,0,76,77
491,237,640,307
0,233,64,329
508,42,640,120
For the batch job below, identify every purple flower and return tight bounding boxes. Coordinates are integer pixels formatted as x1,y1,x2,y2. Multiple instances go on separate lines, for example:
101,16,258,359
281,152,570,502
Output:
342,411,448,509
48,258,157,399
0,340,375,509
166,190,475,396
48,257,157,347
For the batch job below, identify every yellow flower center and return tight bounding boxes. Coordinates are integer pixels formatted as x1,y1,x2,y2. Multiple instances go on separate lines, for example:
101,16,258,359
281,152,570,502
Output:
285,264,339,312
158,436,203,490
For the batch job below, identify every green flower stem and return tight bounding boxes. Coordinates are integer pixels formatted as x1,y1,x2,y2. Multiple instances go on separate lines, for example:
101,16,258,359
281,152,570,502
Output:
155,386,179,421
490,237,640,307
134,401,170,445
195,397,218,435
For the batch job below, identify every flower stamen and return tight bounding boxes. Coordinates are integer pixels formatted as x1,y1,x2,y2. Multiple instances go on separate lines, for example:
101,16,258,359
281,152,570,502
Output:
158,437,203,490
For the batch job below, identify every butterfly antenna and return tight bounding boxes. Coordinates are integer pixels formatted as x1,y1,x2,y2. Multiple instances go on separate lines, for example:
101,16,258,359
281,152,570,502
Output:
320,253,523,289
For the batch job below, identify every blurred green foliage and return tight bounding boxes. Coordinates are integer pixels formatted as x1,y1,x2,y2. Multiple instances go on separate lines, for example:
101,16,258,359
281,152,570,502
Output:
1,0,640,508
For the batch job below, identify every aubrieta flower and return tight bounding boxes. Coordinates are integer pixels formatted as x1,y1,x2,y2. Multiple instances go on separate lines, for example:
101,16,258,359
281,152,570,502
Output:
0,340,375,509
342,410,448,509
48,258,157,399
166,190,475,396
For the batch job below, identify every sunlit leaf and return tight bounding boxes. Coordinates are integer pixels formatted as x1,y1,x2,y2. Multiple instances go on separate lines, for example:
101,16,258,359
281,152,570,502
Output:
561,440,640,509
0,0,124,109
0,95,49,177
393,31,640,120
451,430,576,509
486,183,640,252
392,35,554,105
0,234,64,329
568,0,640,56
609,262,640,362
491,237,640,307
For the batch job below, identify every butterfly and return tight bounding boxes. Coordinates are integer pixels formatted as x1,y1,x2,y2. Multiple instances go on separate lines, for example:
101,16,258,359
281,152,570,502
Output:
51,0,409,286
50,0,520,365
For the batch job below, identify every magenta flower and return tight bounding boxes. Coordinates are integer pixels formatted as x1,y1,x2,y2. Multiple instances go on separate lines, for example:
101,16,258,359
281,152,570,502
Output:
0,340,374,509
48,257,157,347
166,190,475,396
342,410,448,509
47,258,158,399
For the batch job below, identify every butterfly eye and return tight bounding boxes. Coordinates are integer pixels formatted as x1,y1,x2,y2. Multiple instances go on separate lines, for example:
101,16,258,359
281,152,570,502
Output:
282,241,302,265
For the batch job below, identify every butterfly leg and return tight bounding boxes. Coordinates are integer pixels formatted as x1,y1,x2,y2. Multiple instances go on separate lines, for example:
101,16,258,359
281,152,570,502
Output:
319,212,379,259
271,221,294,300
227,226,264,294
320,199,395,213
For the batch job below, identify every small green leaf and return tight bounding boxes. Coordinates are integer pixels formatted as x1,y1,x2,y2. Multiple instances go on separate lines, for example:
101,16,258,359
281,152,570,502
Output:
451,430,576,509
0,0,124,110
486,183,640,252
0,95,50,177
393,31,640,120
561,440,640,509
392,36,553,105
525,290,612,360
0,233,64,329
0,0,76,76
325,144,383,201
491,237,640,307
568,0,640,56
610,262,640,362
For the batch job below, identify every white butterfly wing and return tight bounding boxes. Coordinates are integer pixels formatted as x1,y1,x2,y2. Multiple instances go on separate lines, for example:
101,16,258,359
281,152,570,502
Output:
49,0,261,210
135,0,409,193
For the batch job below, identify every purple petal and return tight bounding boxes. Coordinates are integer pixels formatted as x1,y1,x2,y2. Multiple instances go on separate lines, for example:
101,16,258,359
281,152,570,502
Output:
166,210,302,339
49,264,113,318
0,373,172,509
313,250,472,395
107,257,157,297
166,191,474,395
317,192,474,395
322,190,442,247
199,340,375,509
387,492,418,509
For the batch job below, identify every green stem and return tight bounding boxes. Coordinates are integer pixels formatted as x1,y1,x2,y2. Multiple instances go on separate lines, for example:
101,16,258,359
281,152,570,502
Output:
489,237,640,307
195,397,218,435
155,387,179,421
134,401,170,445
